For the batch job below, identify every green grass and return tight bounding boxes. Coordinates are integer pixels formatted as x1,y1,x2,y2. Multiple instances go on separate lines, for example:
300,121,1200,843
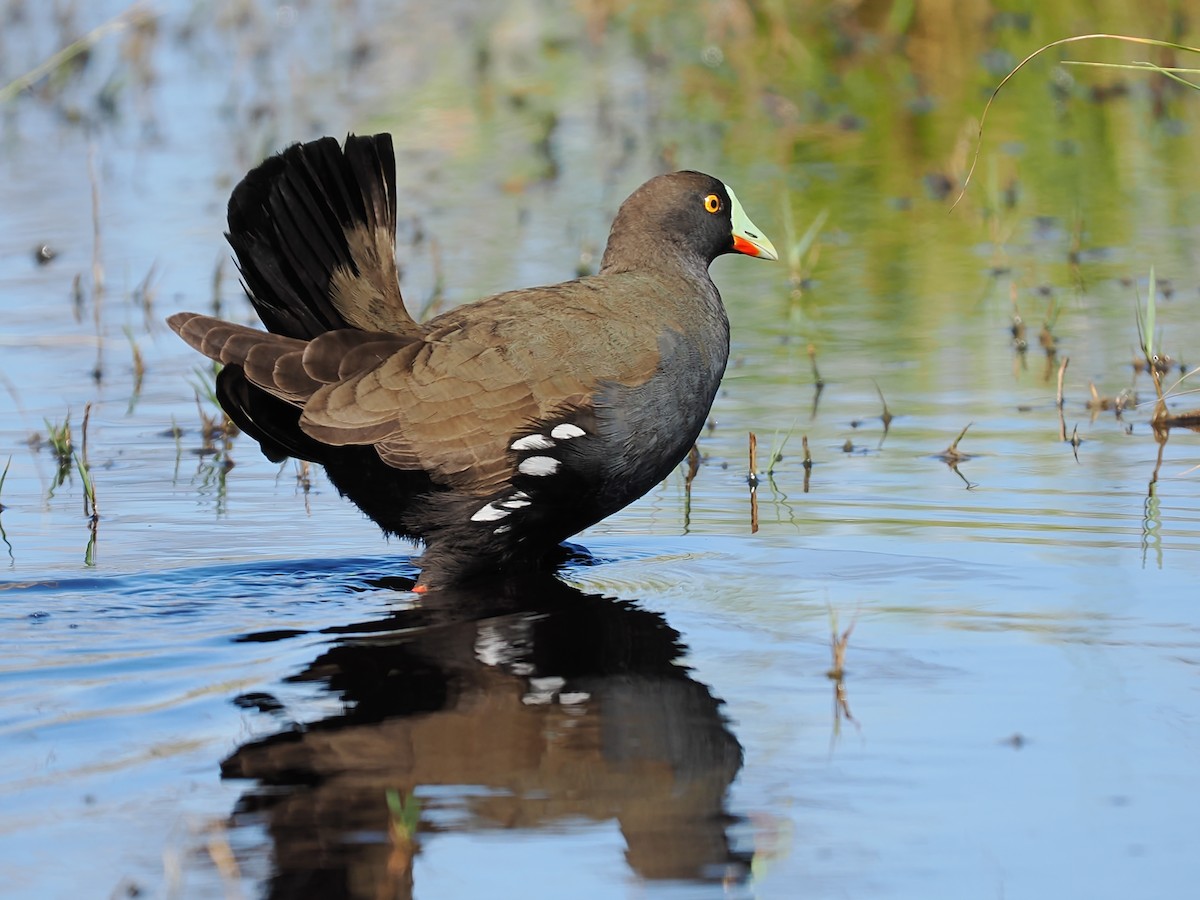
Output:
74,450,97,520
43,417,74,494
44,417,72,465
0,455,10,512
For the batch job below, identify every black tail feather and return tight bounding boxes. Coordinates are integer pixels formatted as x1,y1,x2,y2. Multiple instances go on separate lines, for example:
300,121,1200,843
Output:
343,133,397,248
216,365,437,537
216,365,327,463
225,134,403,340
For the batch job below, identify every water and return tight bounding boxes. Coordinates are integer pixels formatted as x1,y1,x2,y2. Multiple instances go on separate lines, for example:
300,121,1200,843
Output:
1,2,1199,897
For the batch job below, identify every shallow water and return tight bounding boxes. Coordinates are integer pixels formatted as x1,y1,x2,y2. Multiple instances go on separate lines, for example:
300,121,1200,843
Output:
1,2,1199,898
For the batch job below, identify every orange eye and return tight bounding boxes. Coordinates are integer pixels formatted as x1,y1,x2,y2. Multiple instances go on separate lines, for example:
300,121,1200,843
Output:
703,193,721,214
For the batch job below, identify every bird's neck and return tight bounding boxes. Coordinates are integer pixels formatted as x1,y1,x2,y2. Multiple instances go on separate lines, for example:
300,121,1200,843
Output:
598,232,713,283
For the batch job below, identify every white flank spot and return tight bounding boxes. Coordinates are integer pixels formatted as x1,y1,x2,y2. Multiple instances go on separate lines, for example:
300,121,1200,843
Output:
511,433,555,451
518,456,560,476
470,502,509,522
551,423,586,440
500,497,532,510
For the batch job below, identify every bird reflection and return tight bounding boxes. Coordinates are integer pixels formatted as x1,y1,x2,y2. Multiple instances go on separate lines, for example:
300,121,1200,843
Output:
223,572,747,898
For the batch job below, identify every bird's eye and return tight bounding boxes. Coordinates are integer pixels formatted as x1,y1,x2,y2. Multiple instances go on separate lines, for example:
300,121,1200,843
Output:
703,193,722,214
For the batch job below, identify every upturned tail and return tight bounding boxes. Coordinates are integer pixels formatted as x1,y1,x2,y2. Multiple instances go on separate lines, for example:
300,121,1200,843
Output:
225,133,419,340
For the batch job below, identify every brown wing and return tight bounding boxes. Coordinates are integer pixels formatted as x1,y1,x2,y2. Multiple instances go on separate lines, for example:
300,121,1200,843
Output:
172,274,675,494
167,312,416,405
300,279,666,492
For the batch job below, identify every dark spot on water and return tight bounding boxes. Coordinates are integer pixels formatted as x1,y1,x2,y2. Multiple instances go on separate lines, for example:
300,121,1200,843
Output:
988,10,1032,32
355,575,418,593
923,172,954,201
1089,82,1129,104
236,629,310,643
907,96,935,115
979,49,1015,77
233,692,286,714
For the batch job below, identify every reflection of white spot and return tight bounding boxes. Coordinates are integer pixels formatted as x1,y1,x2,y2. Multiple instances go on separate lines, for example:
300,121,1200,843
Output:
518,456,559,476
470,502,508,522
511,433,555,451
500,497,531,510
474,624,509,666
551,423,586,440
523,676,565,706
474,620,532,669
558,691,590,705
494,524,511,535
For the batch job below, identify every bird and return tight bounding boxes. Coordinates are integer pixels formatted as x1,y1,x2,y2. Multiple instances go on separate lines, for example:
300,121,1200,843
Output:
169,133,776,590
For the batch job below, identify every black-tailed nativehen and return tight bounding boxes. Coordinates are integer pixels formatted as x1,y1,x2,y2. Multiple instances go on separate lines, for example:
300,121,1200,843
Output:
169,134,776,589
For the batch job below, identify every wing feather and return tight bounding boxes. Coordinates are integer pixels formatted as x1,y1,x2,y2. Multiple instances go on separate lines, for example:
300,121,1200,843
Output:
173,273,672,494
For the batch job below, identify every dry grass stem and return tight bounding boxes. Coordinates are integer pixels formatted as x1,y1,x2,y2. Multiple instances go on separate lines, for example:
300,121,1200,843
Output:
211,257,225,316
1056,356,1070,410
801,435,812,492
808,343,823,387
826,604,858,682
872,379,893,447
937,423,973,462
87,142,104,304
78,403,98,522
747,431,759,488
747,433,759,534
685,443,701,488
808,343,825,417
0,3,155,103
0,456,10,512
